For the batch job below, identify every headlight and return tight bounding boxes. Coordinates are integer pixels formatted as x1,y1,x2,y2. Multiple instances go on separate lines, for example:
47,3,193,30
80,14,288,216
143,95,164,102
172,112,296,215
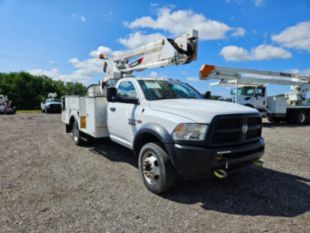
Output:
172,123,208,141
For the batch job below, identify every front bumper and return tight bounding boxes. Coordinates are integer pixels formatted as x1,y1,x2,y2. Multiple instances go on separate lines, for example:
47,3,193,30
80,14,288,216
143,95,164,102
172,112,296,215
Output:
166,138,264,179
46,105,62,112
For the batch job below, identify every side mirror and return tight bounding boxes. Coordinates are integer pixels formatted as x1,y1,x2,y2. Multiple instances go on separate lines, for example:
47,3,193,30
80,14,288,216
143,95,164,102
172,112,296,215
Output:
107,87,117,102
204,91,211,99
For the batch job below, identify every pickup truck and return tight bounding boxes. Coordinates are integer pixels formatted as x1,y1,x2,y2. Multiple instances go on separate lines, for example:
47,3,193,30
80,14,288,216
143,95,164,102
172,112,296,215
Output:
62,78,264,193
41,98,62,113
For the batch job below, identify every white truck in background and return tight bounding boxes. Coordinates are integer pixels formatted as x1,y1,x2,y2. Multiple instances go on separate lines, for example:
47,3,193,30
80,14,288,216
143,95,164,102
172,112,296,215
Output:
62,31,264,193
0,95,16,114
41,93,62,113
200,64,310,124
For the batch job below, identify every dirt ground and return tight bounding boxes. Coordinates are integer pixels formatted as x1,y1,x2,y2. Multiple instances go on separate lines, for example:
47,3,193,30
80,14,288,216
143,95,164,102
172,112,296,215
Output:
0,113,309,233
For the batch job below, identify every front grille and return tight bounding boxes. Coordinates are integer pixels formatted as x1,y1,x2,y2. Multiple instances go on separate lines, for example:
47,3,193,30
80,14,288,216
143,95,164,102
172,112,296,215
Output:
50,104,61,108
207,114,262,147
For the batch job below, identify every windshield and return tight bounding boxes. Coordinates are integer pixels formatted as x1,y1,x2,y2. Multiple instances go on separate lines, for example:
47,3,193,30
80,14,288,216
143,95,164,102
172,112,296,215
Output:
46,98,61,103
138,80,203,100
231,87,256,96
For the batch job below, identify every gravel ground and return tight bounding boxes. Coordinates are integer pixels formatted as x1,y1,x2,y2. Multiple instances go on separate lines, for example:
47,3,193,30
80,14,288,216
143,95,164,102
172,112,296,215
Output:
0,113,309,233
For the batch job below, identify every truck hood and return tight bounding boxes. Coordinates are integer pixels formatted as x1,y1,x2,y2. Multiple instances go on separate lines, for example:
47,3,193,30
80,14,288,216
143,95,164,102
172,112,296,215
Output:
148,99,258,123
46,102,62,105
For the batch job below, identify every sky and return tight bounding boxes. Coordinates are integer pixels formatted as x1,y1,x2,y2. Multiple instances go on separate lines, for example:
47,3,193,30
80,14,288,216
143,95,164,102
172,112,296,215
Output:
0,0,310,96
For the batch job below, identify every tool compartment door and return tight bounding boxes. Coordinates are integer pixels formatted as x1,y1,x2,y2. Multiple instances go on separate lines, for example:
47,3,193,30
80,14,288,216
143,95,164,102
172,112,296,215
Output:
86,97,108,138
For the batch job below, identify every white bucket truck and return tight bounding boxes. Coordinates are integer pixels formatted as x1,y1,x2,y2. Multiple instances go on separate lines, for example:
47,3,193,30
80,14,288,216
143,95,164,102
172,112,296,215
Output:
200,64,310,124
62,31,264,193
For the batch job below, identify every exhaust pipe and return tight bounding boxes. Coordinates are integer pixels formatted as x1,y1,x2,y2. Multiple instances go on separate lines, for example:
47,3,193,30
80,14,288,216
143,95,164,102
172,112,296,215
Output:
253,160,264,167
213,169,227,179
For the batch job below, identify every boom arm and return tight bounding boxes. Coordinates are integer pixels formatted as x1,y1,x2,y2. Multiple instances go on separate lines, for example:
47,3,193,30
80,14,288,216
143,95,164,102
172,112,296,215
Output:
199,64,310,101
199,64,310,86
101,30,198,83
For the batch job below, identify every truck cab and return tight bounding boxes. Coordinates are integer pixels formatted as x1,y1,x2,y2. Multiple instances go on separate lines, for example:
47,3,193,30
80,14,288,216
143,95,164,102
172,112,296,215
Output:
231,85,267,111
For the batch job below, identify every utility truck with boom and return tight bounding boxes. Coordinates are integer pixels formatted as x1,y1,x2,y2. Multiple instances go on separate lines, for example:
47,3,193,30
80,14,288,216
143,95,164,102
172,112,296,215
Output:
62,31,264,193
200,64,310,124
0,95,16,114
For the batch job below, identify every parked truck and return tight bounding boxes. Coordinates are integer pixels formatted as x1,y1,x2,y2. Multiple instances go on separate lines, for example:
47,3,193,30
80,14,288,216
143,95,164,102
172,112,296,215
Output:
0,95,16,114
41,93,62,113
200,64,310,124
62,31,264,193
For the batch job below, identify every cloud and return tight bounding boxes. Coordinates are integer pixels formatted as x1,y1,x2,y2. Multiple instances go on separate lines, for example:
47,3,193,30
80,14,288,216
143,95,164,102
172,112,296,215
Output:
149,71,159,78
28,44,131,84
254,0,265,7
28,46,116,83
80,16,86,23
89,46,113,58
231,27,246,37
118,32,165,49
186,77,199,82
272,21,310,52
220,44,292,61
28,57,102,84
125,7,245,40
71,13,87,23
28,68,63,79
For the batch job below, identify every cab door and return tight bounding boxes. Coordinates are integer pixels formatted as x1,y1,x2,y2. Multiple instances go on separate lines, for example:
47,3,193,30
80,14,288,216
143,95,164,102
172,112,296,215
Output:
107,80,141,148
254,86,267,109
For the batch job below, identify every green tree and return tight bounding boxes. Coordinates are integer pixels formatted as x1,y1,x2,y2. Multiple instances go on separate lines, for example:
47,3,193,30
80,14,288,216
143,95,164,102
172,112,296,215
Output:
0,72,87,109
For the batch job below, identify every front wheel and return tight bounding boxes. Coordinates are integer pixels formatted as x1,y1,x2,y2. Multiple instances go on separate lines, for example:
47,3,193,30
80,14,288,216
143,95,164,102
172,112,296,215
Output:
268,117,280,124
139,143,177,194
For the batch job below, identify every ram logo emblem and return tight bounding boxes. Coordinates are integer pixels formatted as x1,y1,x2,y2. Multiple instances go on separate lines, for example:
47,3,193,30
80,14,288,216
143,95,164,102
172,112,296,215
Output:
242,124,248,134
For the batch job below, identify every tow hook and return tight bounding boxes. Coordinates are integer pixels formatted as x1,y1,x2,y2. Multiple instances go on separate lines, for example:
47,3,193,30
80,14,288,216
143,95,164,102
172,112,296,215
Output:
213,169,227,179
214,156,229,179
253,160,264,167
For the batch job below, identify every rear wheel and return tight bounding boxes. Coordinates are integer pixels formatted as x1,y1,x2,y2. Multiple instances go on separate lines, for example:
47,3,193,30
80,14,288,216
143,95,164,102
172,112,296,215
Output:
139,143,176,194
296,111,307,125
307,111,310,124
72,121,83,146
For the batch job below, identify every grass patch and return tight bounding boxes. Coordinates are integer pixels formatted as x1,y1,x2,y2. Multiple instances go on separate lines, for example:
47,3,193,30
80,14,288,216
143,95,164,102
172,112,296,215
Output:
16,109,41,114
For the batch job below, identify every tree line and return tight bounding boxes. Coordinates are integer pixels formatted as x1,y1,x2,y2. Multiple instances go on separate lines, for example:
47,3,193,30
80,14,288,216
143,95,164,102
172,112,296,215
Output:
0,72,87,110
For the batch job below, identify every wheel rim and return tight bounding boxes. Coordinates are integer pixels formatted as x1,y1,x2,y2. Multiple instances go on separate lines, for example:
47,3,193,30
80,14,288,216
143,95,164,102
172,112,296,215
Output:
142,151,160,185
298,113,306,123
73,124,79,142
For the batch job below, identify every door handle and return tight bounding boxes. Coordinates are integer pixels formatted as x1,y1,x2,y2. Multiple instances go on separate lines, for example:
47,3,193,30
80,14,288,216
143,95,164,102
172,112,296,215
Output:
109,107,116,112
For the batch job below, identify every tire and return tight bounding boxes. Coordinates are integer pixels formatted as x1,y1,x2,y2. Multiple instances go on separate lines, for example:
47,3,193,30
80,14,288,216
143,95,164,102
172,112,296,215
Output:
72,120,83,146
268,117,280,124
295,111,307,125
307,112,310,124
45,108,49,114
138,143,177,194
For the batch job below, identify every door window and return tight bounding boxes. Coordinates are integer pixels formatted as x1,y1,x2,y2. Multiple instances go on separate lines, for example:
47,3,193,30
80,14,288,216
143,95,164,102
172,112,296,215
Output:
256,87,265,97
117,81,137,99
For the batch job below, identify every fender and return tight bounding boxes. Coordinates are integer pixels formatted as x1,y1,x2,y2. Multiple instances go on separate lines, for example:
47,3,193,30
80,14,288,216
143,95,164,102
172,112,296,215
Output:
133,123,176,164
66,111,79,132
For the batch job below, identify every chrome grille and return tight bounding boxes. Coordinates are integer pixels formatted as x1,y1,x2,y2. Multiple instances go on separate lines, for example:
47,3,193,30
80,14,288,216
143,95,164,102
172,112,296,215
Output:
207,114,262,147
